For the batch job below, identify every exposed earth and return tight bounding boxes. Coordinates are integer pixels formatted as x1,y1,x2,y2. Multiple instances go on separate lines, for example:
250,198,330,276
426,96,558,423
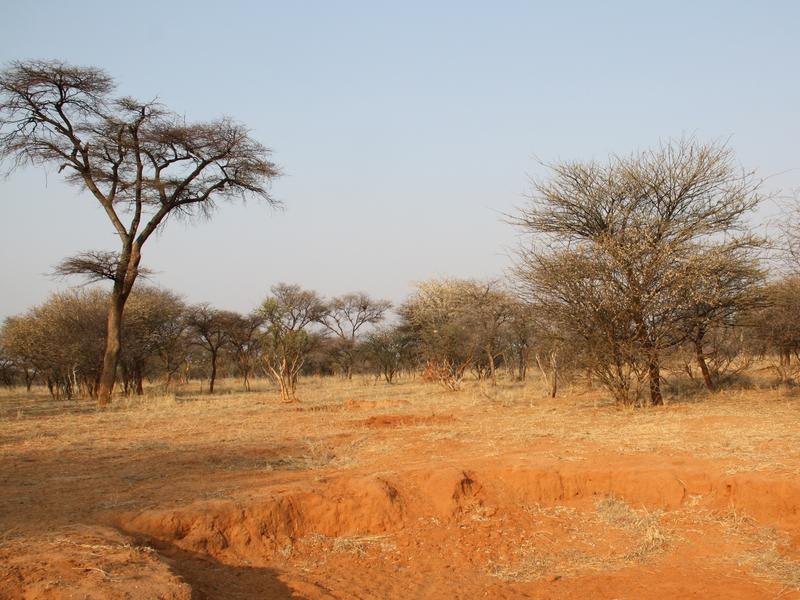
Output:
1,378,799,599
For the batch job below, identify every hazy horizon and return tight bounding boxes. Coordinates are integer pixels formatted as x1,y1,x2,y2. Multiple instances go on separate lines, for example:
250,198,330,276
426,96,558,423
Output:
2,0,798,319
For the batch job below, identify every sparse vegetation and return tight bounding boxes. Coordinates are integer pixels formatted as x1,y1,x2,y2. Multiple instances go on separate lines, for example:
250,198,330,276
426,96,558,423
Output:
1,36,800,600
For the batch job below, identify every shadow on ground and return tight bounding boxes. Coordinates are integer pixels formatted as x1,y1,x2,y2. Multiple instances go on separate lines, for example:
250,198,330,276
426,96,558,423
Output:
152,540,302,600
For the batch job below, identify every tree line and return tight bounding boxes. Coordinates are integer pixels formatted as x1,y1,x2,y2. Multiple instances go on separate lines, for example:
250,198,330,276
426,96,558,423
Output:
2,61,799,406
0,281,547,401
2,270,799,405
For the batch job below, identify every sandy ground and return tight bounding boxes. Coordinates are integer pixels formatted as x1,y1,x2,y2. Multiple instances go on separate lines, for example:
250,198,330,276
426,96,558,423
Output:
1,376,799,599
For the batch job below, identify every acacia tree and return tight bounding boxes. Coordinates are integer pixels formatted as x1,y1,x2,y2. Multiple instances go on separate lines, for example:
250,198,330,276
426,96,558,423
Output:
0,60,281,404
679,246,764,390
259,284,326,402
361,325,414,384
119,287,187,395
186,304,236,394
225,311,265,391
514,139,763,405
503,302,534,381
0,355,15,388
780,189,800,272
401,279,479,390
320,293,391,378
401,278,515,389
748,276,800,381
519,248,649,404
460,280,514,384
0,289,107,399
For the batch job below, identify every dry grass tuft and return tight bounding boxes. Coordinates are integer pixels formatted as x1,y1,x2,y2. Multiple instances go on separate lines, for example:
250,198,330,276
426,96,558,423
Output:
680,508,800,591
491,497,670,582
744,540,800,591
296,533,397,561
488,551,557,581
594,496,670,560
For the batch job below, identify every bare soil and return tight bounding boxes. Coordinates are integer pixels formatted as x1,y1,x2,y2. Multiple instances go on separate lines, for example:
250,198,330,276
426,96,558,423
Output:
1,378,799,599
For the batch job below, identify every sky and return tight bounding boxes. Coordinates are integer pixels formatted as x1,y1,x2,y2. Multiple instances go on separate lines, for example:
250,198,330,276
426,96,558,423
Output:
1,1,799,319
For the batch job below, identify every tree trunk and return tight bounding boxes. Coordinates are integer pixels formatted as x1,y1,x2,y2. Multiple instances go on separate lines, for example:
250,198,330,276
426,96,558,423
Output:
278,369,297,402
486,346,497,386
135,369,144,395
648,356,663,406
97,286,126,405
781,348,791,366
209,350,218,394
695,338,715,391
278,375,291,402
535,353,550,393
267,358,298,403
345,340,355,380
97,244,140,405
517,345,529,381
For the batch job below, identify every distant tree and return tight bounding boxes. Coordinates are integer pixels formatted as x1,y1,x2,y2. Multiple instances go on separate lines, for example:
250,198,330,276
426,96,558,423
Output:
361,325,414,384
679,247,764,390
225,311,265,391
780,189,800,272
119,287,187,395
0,328,36,391
154,316,193,390
0,290,107,399
0,354,18,387
459,280,514,384
748,276,800,381
320,293,391,378
400,279,478,390
514,139,764,405
300,334,339,377
503,301,538,382
675,325,753,388
401,278,516,389
259,284,326,402
186,304,236,394
0,60,281,404
1,316,43,393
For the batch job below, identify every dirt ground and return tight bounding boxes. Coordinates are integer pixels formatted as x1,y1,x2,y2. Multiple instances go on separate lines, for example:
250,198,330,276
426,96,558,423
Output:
1,376,800,599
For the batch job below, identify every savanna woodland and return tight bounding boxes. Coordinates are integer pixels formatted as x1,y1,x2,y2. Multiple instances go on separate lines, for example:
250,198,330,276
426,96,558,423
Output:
2,59,800,600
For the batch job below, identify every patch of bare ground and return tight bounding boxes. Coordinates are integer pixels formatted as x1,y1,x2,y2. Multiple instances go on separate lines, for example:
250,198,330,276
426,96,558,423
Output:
355,414,456,428
2,376,800,598
0,527,192,599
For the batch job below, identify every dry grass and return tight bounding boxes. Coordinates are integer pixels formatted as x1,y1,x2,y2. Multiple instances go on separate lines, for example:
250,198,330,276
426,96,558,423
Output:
491,497,671,582
594,496,670,561
681,508,800,592
3,372,800,491
1,376,798,504
746,541,800,593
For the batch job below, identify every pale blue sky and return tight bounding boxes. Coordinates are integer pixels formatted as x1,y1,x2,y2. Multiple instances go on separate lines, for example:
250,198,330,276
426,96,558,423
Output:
1,1,798,318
